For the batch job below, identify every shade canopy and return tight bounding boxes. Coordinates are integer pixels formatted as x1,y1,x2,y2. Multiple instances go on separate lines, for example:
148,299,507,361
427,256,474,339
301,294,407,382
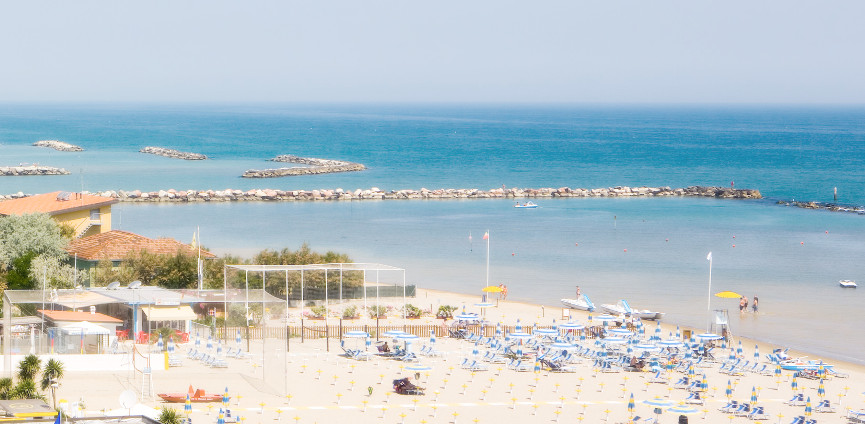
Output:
59,321,110,335
714,291,742,299
481,286,502,293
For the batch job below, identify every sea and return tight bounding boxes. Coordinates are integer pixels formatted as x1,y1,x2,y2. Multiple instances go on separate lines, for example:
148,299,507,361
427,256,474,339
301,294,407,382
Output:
1,103,864,364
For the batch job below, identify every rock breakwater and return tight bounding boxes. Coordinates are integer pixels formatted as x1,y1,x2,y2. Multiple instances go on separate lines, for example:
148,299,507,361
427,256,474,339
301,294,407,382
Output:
140,146,208,160
0,165,70,176
243,155,366,178
0,185,762,202
33,140,84,152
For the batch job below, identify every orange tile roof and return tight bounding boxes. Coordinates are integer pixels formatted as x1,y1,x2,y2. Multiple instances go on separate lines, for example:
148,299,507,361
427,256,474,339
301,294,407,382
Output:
38,309,122,323
66,230,217,261
0,191,116,216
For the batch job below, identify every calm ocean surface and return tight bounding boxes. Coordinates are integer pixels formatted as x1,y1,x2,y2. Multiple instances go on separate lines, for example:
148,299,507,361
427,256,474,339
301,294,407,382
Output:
1,104,864,364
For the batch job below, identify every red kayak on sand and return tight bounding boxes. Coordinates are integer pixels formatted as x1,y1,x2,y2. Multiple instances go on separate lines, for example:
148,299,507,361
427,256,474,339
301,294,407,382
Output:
158,385,225,403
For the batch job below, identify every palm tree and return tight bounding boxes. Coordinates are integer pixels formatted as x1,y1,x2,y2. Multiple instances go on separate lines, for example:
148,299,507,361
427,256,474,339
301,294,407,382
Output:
12,379,40,400
17,354,41,382
41,359,64,408
157,406,183,424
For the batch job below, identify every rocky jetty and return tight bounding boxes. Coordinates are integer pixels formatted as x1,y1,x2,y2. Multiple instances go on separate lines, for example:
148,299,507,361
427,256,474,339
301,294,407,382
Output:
0,165,70,176
140,146,207,160
7,185,760,203
243,155,366,178
33,140,84,152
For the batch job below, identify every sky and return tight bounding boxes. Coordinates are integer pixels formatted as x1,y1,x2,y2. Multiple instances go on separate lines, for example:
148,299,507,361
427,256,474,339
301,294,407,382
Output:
1,1,863,104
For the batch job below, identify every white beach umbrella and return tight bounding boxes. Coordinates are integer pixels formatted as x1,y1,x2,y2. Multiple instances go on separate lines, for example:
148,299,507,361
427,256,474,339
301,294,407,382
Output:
344,330,371,338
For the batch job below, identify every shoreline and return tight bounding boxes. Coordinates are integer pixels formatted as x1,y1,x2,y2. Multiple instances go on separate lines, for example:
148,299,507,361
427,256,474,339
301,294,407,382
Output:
415,288,865,373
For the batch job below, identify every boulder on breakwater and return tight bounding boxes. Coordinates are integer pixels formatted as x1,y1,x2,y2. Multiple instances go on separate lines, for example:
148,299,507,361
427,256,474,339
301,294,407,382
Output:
140,146,208,160
33,140,84,152
0,165,70,176
243,155,366,178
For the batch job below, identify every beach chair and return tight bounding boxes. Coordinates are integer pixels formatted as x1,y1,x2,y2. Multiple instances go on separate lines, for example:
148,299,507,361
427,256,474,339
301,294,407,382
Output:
785,393,806,406
719,400,739,413
168,354,183,367
512,360,533,372
733,403,752,417
648,370,667,384
827,367,849,378
464,360,489,371
600,360,623,373
684,391,703,405
754,364,774,376
815,399,835,413
673,376,690,389
747,406,769,420
847,409,865,424
787,416,805,424
542,359,577,373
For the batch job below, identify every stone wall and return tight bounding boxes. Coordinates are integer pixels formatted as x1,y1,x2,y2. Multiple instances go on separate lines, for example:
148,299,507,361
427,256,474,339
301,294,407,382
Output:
0,165,70,176
243,155,366,178
139,146,208,160
33,140,84,152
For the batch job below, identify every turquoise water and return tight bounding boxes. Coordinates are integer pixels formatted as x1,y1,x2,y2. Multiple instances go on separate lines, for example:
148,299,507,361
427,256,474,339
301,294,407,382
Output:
2,104,864,364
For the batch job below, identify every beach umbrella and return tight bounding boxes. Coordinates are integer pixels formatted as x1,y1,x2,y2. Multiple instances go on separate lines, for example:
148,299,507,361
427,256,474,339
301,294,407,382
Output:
345,330,371,338
383,330,406,338
804,396,812,416
653,322,661,341
634,344,659,353
675,326,681,339
728,347,736,361
167,337,175,354
750,386,758,405
774,364,782,380
737,341,743,357
701,374,708,392
667,405,700,415
714,291,742,298
687,364,695,380
550,341,576,350
515,319,522,332
222,387,229,408
216,341,223,357
195,332,201,348
474,302,495,309
508,332,532,340
791,376,798,393
156,334,164,352
658,339,683,348
206,335,213,351
365,337,371,350
602,337,627,345
721,339,727,349
817,363,826,379
455,313,479,322
695,333,722,342
534,328,557,337
551,319,557,331
495,323,502,338
627,392,635,417
754,344,760,361
725,379,732,399
481,286,502,293
594,314,618,324
184,394,192,414
217,409,225,424
236,329,242,348
817,379,825,398
587,314,592,324
533,362,541,373
559,322,584,331
607,328,632,337
643,397,673,422
406,364,432,372
430,329,437,344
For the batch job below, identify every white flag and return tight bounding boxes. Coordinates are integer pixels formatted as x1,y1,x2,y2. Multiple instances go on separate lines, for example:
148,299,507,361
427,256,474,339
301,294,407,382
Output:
706,252,712,261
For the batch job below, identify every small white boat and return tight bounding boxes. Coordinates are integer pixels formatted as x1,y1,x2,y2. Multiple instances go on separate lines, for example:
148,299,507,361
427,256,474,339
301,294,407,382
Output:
561,294,595,312
514,201,538,209
839,280,857,288
600,299,665,321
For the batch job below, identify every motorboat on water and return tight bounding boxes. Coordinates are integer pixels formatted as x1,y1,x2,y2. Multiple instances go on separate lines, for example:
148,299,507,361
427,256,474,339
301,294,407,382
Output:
600,299,665,320
514,201,539,209
839,279,857,288
561,294,595,312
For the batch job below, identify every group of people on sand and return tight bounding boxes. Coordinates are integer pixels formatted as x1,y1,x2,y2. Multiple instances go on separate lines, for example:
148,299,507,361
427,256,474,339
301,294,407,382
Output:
739,295,759,313
497,283,508,300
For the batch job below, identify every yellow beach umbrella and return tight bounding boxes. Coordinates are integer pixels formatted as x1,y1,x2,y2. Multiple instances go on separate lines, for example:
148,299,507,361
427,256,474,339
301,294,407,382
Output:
482,286,502,293
714,291,742,299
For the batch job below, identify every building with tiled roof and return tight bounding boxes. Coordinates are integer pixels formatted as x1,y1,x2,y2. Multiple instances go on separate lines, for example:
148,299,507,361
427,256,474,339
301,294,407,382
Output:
66,230,216,261
0,191,116,238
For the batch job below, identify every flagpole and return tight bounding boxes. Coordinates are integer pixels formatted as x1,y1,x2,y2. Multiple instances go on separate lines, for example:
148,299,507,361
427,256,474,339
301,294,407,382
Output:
706,251,713,332
485,230,490,289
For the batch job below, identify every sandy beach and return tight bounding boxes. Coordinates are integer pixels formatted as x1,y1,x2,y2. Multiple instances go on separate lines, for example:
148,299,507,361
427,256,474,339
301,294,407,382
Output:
40,287,865,424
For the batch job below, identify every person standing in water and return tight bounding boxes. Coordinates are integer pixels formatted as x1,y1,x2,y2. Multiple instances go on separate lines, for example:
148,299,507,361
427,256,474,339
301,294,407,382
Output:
576,285,581,298
752,296,759,313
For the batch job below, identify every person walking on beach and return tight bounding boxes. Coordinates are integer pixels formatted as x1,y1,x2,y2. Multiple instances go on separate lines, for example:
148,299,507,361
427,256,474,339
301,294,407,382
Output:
752,296,759,313
576,285,581,298
502,285,508,300
498,283,504,300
